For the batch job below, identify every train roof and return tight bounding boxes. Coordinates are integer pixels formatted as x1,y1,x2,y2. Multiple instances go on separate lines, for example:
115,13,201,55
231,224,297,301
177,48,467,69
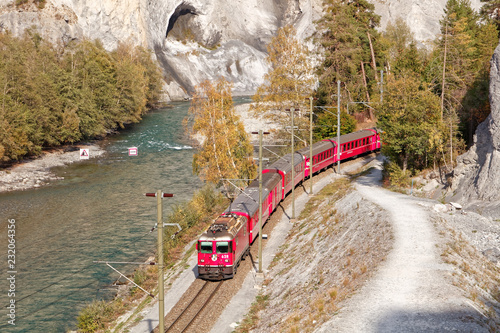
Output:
336,129,377,144
199,215,244,241
264,151,304,174
297,129,377,158
297,140,335,158
224,172,281,217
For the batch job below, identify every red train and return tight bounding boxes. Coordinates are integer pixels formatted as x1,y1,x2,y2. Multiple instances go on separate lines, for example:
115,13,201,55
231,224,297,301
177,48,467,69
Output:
196,129,381,280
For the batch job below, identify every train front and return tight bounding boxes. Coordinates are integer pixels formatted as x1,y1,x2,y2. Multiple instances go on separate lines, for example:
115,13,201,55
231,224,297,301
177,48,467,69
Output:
197,219,235,280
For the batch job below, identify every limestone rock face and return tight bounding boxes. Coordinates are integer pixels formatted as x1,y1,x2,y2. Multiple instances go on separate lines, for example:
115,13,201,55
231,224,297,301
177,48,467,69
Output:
370,0,482,46
0,0,324,100
0,0,483,100
451,43,500,211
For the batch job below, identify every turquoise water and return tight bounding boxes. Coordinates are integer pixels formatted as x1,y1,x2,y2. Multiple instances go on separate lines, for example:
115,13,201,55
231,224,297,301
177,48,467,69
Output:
0,98,251,332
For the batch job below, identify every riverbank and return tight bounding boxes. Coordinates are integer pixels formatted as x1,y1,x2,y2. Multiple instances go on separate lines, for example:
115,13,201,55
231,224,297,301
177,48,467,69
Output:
0,143,105,193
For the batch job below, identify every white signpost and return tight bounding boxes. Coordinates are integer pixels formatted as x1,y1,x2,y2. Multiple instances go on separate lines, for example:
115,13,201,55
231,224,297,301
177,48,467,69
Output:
80,148,90,160
128,147,138,156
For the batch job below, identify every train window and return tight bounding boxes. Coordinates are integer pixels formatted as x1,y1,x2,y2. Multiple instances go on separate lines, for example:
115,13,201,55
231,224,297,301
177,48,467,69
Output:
200,242,213,254
216,241,231,254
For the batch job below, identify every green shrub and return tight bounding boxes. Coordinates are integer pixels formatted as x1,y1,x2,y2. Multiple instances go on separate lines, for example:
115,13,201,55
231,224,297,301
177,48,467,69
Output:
77,300,117,332
383,161,411,188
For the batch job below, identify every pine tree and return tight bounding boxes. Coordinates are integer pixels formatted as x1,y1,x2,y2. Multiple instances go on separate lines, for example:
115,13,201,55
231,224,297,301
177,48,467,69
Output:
430,0,498,144
316,0,381,110
377,73,442,172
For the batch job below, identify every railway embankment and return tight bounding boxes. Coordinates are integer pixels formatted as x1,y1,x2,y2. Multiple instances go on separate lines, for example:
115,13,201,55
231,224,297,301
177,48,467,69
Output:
230,155,500,332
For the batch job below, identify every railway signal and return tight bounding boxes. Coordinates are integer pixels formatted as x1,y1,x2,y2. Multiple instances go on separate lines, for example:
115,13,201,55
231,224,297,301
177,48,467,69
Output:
144,190,175,333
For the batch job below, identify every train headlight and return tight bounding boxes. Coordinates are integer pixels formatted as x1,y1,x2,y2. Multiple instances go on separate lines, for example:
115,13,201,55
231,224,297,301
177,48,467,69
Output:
200,259,205,263
224,259,229,263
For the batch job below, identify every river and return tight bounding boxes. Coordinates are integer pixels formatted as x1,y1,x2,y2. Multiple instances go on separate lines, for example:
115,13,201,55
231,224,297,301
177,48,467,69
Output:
0,97,251,332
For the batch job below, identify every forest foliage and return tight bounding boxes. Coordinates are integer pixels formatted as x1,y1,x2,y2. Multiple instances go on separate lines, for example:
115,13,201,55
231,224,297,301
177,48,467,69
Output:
0,30,163,163
251,25,317,151
188,78,256,190
311,0,497,183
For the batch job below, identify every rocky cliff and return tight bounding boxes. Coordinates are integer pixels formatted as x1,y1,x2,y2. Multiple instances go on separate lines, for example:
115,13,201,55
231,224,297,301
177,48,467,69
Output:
372,0,482,45
0,0,483,100
451,44,500,216
0,0,324,100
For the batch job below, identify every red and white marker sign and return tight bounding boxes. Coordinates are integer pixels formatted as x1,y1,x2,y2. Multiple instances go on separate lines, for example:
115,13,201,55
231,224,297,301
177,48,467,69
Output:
128,147,138,156
80,148,90,160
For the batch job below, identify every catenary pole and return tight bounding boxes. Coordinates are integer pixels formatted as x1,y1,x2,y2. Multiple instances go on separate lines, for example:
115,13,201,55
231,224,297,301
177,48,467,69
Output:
291,108,296,220
258,130,263,273
251,131,269,274
337,80,341,174
144,191,174,333
380,70,384,104
156,190,164,333
309,98,314,195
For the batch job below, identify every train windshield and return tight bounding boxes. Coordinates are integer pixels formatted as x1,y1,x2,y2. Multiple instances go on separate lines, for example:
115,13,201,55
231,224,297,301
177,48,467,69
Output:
216,241,231,254
199,241,213,254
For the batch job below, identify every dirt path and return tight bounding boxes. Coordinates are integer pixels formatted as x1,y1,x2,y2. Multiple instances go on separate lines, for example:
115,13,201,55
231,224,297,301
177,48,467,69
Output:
316,158,487,332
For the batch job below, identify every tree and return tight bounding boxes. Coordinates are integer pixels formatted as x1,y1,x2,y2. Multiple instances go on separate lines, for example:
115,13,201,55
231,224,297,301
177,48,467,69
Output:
480,0,500,33
0,31,164,162
251,25,316,150
377,73,442,172
313,110,356,140
429,0,498,145
190,78,256,190
316,0,382,110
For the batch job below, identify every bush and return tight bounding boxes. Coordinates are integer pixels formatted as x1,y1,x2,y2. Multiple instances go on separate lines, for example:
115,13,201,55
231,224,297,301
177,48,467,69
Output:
383,161,411,188
77,300,119,332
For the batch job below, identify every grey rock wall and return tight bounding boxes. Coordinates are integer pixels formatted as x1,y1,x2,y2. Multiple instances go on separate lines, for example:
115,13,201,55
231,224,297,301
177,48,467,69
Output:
451,43,500,213
370,0,482,46
0,0,322,100
0,0,484,100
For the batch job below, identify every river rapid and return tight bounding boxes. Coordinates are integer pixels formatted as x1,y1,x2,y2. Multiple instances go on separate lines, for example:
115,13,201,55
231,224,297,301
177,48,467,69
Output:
0,97,250,332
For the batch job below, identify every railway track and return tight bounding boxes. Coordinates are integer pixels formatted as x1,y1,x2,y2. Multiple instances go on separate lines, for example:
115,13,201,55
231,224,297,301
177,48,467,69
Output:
163,279,223,333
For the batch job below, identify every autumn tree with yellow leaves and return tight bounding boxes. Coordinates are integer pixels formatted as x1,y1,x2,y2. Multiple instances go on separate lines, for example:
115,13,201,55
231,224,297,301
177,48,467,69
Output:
251,25,316,149
189,78,256,191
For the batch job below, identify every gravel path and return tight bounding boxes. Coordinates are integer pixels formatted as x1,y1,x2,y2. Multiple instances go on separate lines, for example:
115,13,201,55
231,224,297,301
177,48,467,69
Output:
316,158,487,332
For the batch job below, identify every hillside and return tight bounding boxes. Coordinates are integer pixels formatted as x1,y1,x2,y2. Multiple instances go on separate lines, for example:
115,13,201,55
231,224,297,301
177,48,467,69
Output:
225,156,500,332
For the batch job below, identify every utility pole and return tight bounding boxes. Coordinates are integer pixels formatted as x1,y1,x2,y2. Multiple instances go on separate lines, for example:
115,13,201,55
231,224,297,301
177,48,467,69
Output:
306,97,317,196
441,23,448,121
286,108,298,221
251,130,269,274
337,80,341,174
144,190,174,333
380,70,384,104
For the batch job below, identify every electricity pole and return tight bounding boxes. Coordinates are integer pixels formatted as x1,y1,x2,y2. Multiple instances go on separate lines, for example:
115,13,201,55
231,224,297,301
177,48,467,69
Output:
144,190,174,333
252,130,269,274
306,97,317,195
337,80,341,174
286,108,298,221
380,70,384,104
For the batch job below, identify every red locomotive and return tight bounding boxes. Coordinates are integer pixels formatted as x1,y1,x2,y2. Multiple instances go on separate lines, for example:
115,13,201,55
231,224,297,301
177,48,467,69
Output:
196,129,381,280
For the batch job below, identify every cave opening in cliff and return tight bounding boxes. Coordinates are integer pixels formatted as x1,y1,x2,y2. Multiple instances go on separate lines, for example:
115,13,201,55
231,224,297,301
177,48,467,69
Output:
166,3,198,39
